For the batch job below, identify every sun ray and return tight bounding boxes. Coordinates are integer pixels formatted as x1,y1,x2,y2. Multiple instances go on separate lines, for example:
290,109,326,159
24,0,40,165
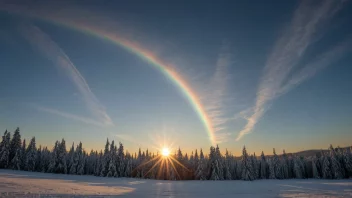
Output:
133,155,160,171
169,155,190,172
167,157,181,180
143,156,163,178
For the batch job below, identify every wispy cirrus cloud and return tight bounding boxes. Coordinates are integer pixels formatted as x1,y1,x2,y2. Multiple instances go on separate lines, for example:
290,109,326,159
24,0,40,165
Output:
201,42,233,143
21,24,113,127
35,105,107,127
236,0,350,141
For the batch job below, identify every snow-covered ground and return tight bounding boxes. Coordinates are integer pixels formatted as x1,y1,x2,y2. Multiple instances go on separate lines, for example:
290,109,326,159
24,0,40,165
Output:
0,170,351,197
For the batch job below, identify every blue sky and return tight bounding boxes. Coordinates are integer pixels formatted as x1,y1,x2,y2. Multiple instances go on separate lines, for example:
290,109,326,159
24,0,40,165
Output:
0,0,351,155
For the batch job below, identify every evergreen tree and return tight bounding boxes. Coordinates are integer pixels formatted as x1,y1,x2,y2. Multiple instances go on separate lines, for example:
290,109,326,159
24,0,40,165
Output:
40,147,51,172
208,146,219,180
86,150,96,175
95,150,103,176
9,127,21,166
321,151,332,179
260,151,268,179
125,157,132,177
20,139,26,170
107,141,117,177
210,159,220,180
77,148,85,175
281,150,289,179
272,149,282,179
241,146,254,181
48,141,59,173
11,148,21,170
215,145,224,180
67,143,75,172
56,139,67,174
100,139,110,177
117,142,125,177
194,149,199,172
343,148,352,178
72,142,85,175
251,153,259,179
195,149,206,180
35,146,42,172
268,158,276,179
312,156,320,179
329,145,344,179
25,137,37,171
0,131,11,168
223,149,232,180
293,156,303,179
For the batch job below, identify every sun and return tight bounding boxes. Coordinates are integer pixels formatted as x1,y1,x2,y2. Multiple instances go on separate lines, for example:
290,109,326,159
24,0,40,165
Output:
161,147,170,157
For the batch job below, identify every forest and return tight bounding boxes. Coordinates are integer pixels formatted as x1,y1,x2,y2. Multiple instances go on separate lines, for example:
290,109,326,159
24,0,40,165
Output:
0,128,351,181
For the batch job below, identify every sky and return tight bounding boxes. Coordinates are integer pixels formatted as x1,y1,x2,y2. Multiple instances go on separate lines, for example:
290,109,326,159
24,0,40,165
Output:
0,0,351,155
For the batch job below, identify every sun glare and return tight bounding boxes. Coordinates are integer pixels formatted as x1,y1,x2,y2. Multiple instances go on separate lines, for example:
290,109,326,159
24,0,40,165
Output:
162,147,170,157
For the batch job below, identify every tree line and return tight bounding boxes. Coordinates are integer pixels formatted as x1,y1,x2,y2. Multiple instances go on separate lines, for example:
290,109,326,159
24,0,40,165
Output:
0,128,351,180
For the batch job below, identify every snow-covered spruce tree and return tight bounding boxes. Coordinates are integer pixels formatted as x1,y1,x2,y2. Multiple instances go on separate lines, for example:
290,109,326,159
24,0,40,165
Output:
56,139,67,174
35,145,42,172
67,143,75,172
189,151,195,178
194,149,199,174
11,148,21,170
25,137,37,171
76,142,85,175
215,145,224,180
232,157,239,180
69,143,78,174
107,140,117,177
223,149,232,180
95,150,103,176
9,127,21,167
293,155,303,179
86,150,96,175
260,151,268,179
241,146,254,181
282,150,289,179
100,139,110,177
20,139,26,170
47,141,59,173
208,146,219,180
135,148,142,178
117,142,125,177
312,156,320,179
321,151,332,179
0,130,5,149
168,159,177,180
343,148,352,178
329,145,344,179
176,147,184,180
272,148,282,179
210,159,220,180
83,151,88,175
336,147,347,177
251,153,259,179
40,147,51,172
195,149,206,180
268,158,276,179
0,131,11,168
225,150,237,180
124,156,133,177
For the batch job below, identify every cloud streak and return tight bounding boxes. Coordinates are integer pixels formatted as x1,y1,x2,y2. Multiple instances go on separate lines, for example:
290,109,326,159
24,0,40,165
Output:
21,24,113,127
236,0,350,141
201,42,233,143
35,105,107,127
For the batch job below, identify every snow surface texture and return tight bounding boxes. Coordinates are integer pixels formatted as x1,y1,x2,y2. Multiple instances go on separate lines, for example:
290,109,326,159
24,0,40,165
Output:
0,170,351,198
